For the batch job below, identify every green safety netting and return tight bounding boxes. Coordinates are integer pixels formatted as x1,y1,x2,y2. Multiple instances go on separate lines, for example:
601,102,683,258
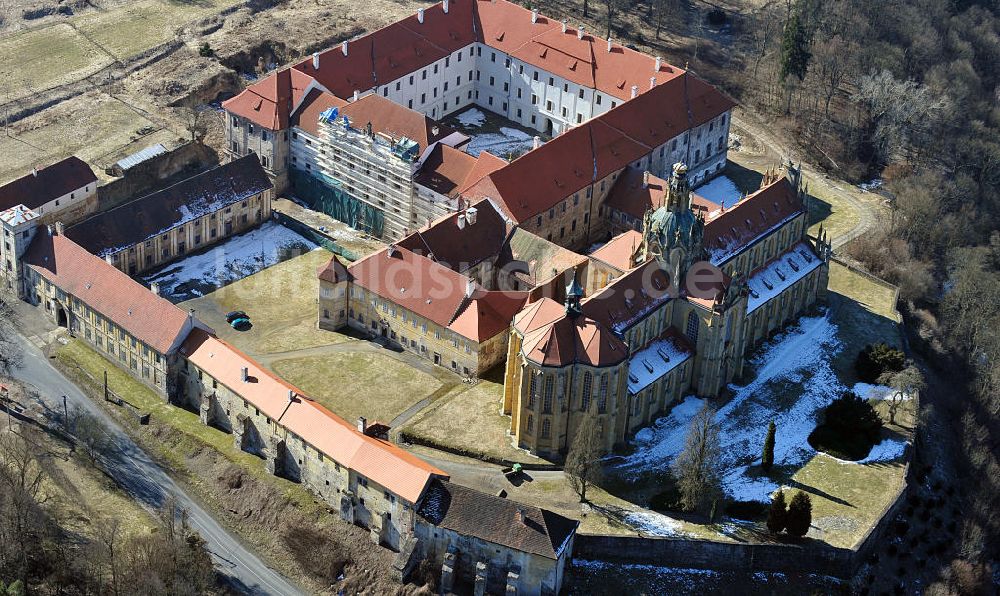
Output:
290,169,385,239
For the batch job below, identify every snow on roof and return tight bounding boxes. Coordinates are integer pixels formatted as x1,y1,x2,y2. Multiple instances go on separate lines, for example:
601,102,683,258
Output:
627,334,692,395
114,143,167,171
745,242,822,315
0,204,40,226
707,209,802,266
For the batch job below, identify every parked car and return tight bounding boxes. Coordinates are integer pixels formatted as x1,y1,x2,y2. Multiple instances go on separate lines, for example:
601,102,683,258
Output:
230,317,252,331
225,311,247,324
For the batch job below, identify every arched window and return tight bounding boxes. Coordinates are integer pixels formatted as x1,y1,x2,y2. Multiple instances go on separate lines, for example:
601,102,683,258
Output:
541,418,551,439
528,373,538,410
543,376,554,413
686,311,700,345
598,373,609,413
581,372,593,412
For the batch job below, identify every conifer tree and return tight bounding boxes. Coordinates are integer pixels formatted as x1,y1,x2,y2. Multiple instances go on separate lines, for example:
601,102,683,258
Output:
761,420,776,473
786,491,813,537
766,489,788,534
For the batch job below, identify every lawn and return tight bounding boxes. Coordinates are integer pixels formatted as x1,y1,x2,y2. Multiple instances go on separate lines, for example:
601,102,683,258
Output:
53,339,322,511
595,266,908,548
180,248,352,359
271,350,445,425
401,367,549,465
0,91,175,183
72,0,243,61
0,23,112,102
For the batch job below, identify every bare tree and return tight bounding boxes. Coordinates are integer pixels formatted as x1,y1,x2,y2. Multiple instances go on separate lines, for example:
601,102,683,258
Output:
95,516,123,596
0,427,48,584
877,364,924,425
69,406,113,463
672,403,723,515
0,293,23,376
854,70,950,164
182,101,208,143
564,412,604,503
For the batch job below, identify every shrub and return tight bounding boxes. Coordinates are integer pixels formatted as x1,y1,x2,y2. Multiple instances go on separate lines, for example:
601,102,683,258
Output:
761,420,776,473
725,500,769,521
199,42,214,57
855,343,905,383
785,491,812,537
649,484,682,512
808,392,883,460
766,490,788,534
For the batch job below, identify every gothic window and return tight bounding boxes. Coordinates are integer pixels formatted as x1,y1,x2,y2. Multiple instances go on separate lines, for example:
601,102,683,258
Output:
543,376,554,413
582,372,593,411
541,418,551,439
686,311,700,345
528,373,538,409
598,373,609,413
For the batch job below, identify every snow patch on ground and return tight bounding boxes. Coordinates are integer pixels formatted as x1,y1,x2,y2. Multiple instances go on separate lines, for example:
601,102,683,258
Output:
853,382,912,401
455,107,486,128
622,511,690,537
619,314,846,502
142,221,317,302
465,127,535,158
825,437,908,464
572,559,719,591
694,175,742,209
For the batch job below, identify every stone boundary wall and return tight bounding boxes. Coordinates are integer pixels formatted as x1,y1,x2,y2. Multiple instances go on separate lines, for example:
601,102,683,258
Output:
95,141,218,211
830,256,902,321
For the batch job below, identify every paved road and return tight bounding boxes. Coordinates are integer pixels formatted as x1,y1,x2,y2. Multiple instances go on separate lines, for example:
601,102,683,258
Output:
9,334,303,596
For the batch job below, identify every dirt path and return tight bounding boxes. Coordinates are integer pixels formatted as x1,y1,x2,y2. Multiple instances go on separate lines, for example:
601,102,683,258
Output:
731,110,878,248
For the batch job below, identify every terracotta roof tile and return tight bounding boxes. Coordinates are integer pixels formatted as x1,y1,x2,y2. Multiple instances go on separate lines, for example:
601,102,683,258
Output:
589,229,642,271
339,94,456,149
703,177,803,265
397,198,511,272
0,156,97,212
514,298,627,367
448,288,528,342
413,143,480,197
582,258,673,334
290,89,348,136
181,329,447,503
24,231,199,354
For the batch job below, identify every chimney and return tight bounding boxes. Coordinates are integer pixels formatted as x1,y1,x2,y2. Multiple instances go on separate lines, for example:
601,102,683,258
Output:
417,8,424,23
353,90,360,102
31,167,38,177
650,76,657,90
457,213,467,229
54,221,64,235
642,170,650,188
105,254,114,265
630,85,638,99
443,0,449,13
517,508,526,523
341,40,348,56
312,52,319,70
577,26,585,40
561,19,567,33
287,389,295,402
46,224,54,236
431,125,440,136
465,279,475,298
241,366,249,382
607,37,613,53
150,282,160,296
466,206,478,225
357,416,367,434
655,56,662,71
532,135,541,150
531,9,537,23
188,308,196,326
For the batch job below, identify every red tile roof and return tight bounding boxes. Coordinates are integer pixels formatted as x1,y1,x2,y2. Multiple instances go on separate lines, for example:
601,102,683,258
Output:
24,231,198,354
181,329,447,503
589,229,642,271
0,156,97,212
290,88,348,136
318,255,349,284
222,68,317,130
514,298,627,367
350,245,472,329
604,167,668,221
339,94,456,149
582,258,673,334
414,143,480,197
449,288,528,342
702,176,803,265
397,198,512,272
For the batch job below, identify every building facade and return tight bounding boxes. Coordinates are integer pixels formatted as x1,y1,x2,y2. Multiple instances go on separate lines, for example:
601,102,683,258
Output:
65,155,273,276
504,164,831,456
222,0,734,244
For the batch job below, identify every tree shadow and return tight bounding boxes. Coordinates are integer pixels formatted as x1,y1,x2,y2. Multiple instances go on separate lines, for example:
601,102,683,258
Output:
785,477,855,508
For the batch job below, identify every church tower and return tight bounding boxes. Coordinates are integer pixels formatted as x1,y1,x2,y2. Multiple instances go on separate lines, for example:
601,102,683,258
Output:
640,163,705,286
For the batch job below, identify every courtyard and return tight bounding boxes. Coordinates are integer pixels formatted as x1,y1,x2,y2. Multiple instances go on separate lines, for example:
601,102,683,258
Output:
442,106,544,160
